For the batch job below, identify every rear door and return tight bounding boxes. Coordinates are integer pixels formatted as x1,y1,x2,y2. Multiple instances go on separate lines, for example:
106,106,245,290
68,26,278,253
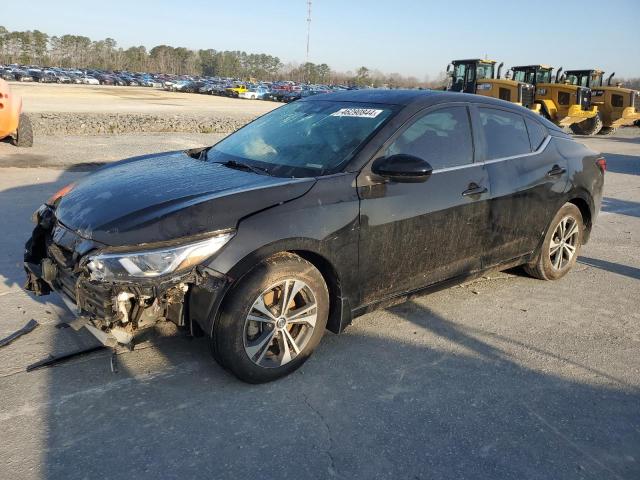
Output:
357,104,491,304
476,106,569,266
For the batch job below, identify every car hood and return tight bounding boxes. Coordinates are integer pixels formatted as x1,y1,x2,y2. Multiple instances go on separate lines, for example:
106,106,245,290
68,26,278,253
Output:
55,151,316,246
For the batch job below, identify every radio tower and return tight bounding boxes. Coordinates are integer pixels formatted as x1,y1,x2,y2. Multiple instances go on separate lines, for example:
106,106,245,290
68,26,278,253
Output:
306,0,312,63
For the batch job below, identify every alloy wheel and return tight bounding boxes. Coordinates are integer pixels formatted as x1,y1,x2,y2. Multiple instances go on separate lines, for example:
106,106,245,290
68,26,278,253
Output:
243,279,318,368
549,215,579,270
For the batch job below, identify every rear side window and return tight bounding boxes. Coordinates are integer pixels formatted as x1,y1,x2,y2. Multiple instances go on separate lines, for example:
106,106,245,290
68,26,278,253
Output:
478,108,530,160
385,106,473,170
525,118,548,151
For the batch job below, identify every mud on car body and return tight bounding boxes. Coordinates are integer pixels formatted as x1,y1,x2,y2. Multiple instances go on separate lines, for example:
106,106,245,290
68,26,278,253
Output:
24,90,604,383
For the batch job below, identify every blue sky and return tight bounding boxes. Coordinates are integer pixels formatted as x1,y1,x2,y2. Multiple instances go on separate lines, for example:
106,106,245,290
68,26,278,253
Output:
4,0,640,78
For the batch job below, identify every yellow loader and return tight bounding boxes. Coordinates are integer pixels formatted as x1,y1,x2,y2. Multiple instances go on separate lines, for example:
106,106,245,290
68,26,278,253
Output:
445,59,538,111
510,65,600,132
563,69,640,135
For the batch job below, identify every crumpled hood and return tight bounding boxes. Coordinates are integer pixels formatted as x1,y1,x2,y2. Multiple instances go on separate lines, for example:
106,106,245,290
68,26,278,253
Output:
55,151,315,246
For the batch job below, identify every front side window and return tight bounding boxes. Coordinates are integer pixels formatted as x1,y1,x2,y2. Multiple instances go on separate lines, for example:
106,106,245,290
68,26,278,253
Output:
385,106,473,170
478,108,530,160
209,100,395,177
452,64,467,90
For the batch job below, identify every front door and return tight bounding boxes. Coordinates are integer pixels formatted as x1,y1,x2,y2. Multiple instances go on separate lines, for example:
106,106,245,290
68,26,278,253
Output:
357,104,490,305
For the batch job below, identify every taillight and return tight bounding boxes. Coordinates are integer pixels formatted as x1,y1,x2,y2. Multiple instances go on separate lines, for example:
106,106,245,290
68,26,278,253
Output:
596,157,606,173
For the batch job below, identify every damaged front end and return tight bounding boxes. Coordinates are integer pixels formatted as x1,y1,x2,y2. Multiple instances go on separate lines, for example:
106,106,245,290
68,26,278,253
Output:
24,204,231,347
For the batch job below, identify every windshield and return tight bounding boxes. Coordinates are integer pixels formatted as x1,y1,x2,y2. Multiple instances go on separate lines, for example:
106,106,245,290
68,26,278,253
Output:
566,72,602,88
512,68,551,85
476,63,494,80
208,100,395,177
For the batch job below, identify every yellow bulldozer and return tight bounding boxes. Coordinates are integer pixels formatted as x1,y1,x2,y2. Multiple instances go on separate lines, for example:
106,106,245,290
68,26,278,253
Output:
445,59,538,111
563,69,640,135
509,65,599,133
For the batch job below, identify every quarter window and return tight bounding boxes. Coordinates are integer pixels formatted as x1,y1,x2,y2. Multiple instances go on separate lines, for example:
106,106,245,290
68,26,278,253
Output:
385,106,473,170
478,108,530,160
525,118,548,151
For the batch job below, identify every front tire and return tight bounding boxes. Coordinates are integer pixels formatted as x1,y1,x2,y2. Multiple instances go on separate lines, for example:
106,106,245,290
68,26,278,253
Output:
212,253,329,383
525,203,583,280
14,113,34,147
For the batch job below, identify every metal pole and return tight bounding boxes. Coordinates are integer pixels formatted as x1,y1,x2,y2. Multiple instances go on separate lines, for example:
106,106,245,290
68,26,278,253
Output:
306,0,312,64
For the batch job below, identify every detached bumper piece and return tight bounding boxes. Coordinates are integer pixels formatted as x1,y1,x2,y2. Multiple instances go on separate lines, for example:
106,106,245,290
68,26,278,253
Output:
24,205,227,347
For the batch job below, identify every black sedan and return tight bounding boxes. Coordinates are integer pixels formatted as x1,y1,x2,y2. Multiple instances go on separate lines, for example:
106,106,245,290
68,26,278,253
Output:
24,90,605,383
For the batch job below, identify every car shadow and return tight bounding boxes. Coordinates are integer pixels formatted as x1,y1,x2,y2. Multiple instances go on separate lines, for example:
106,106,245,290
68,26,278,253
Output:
601,197,640,218
17,295,637,480
578,256,640,281
601,152,640,176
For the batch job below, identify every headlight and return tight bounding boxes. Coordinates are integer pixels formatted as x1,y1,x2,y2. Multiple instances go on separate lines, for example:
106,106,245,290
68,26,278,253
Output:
86,232,234,281
477,83,492,91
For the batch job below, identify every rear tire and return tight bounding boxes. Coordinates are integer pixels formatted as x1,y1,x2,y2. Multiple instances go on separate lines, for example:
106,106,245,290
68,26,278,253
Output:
570,113,603,136
212,253,329,383
14,113,33,147
524,203,583,281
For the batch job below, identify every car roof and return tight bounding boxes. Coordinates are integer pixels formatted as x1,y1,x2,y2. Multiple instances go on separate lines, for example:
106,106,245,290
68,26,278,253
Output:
301,88,538,112
301,89,442,105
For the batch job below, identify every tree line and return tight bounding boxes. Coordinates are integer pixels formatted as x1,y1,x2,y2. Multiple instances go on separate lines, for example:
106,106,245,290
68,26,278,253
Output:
0,26,445,88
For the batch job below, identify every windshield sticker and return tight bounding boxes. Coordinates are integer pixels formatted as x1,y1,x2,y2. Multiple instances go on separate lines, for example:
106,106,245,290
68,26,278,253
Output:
330,108,384,118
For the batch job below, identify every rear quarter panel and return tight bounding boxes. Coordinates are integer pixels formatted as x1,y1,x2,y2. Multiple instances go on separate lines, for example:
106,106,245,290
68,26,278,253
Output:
556,136,604,231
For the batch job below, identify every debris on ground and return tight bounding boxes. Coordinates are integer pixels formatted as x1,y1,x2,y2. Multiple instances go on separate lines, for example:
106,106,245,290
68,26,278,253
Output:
0,319,39,348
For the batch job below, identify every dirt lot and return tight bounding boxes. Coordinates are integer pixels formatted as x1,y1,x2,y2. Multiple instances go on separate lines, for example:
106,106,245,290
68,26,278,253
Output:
11,82,277,117
0,90,638,478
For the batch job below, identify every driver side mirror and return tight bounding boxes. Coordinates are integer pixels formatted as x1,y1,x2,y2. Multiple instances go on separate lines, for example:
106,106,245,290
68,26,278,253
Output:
371,154,433,183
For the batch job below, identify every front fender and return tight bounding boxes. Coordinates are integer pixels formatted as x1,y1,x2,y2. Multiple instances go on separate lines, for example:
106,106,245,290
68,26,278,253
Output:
192,173,361,336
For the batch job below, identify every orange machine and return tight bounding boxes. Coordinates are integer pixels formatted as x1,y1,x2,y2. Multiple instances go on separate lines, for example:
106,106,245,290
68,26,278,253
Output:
0,79,33,147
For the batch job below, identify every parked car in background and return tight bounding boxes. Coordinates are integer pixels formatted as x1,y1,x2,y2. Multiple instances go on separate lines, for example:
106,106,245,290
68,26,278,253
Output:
23,90,604,383
13,70,34,82
172,80,199,93
1,69,16,81
225,84,248,97
53,71,72,83
80,75,100,85
239,86,270,100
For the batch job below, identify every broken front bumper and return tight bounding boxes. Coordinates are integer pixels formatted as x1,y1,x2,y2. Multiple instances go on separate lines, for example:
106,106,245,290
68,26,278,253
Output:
24,206,229,346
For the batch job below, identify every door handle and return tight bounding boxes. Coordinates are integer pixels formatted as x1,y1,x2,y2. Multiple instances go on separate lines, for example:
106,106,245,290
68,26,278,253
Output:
462,183,488,197
546,165,567,177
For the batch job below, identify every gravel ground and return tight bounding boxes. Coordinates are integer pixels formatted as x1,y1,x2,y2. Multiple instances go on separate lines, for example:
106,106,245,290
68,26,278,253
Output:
11,82,278,117
0,132,638,480
7,82,278,136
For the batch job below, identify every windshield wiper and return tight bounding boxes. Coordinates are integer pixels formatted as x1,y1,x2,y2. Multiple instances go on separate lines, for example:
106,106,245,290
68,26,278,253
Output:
214,159,272,176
